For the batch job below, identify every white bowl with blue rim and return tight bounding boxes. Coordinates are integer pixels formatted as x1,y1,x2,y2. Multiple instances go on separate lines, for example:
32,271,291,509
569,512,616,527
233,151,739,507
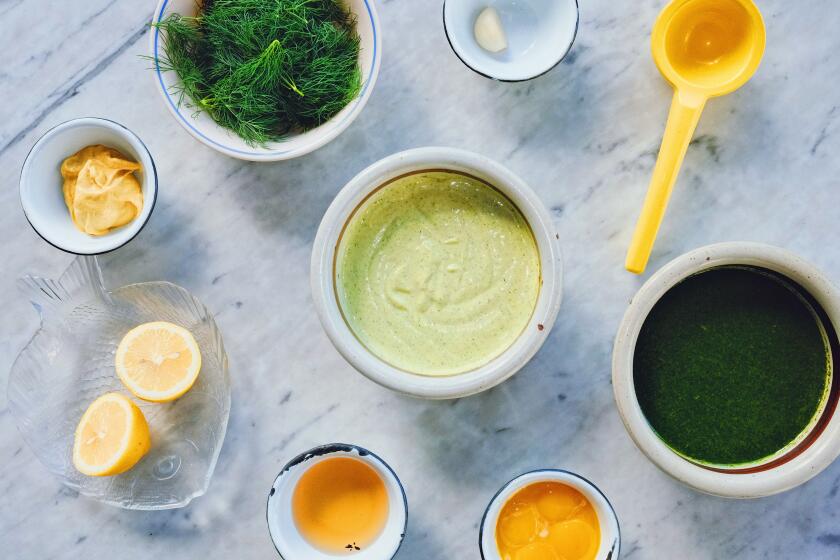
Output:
479,469,620,560
150,0,381,162
19,118,157,255
267,443,408,559
443,0,579,81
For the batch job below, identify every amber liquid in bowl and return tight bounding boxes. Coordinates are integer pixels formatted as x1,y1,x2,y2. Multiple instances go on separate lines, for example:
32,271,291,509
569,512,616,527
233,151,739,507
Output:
292,457,389,553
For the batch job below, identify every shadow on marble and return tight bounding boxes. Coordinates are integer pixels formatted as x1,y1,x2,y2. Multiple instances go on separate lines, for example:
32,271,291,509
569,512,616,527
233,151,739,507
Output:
97,201,212,288
395,513,452,559
403,350,601,491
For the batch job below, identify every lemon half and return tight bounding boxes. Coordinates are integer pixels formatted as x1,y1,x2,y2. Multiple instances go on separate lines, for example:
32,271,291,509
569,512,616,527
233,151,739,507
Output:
73,392,151,477
116,321,201,403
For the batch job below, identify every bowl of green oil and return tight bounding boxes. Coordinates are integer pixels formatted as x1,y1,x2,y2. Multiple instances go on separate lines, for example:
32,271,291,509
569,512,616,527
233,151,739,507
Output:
613,242,840,497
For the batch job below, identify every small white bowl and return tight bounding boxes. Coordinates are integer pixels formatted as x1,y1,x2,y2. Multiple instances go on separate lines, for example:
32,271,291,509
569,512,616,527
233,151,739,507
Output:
19,118,157,255
613,242,840,498
150,0,382,162
479,469,620,560
443,0,579,81
310,147,563,399
266,444,407,560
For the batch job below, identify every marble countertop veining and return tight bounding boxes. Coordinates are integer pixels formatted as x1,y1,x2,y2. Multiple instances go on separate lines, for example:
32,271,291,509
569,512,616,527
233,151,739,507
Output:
2,0,840,558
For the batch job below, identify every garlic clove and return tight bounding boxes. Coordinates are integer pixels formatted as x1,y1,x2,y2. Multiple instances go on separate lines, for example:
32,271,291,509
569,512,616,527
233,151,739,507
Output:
474,7,508,53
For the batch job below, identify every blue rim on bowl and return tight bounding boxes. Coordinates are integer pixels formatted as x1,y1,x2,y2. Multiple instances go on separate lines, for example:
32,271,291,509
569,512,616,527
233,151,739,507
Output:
19,117,158,256
150,0,382,161
478,469,620,560
266,443,408,559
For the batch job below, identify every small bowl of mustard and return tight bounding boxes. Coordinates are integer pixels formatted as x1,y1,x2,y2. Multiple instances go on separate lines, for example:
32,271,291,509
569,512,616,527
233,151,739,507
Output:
311,147,563,399
20,117,157,255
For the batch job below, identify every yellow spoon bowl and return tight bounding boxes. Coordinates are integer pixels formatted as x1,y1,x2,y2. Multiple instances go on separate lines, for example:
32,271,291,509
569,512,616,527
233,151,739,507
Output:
625,0,765,274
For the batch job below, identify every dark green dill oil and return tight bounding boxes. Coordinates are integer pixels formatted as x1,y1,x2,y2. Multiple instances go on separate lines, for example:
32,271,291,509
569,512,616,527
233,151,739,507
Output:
633,266,832,466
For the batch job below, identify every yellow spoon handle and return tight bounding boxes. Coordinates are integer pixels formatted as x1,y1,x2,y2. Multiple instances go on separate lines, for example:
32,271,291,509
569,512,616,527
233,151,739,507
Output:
626,91,706,274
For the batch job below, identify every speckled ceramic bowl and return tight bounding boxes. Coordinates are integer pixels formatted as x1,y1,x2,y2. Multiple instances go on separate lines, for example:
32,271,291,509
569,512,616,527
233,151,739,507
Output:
479,469,620,559
311,147,563,399
613,242,840,498
266,444,407,559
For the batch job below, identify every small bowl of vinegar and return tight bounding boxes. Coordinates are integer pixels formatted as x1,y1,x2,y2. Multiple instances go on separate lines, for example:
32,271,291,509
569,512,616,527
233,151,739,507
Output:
267,443,407,559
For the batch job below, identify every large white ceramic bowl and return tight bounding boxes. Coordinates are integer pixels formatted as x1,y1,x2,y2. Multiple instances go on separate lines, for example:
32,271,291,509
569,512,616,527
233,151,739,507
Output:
19,118,157,255
478,469,620,560
150,0,381,161
613,242,840,498
311,147,563,399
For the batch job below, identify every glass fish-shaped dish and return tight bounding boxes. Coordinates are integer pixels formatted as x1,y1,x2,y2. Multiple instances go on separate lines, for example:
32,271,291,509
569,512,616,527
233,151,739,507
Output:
8,257,230,510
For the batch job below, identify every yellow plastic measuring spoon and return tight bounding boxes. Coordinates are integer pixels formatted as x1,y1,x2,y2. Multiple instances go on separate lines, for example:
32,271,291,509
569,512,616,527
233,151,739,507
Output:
625,0,765,274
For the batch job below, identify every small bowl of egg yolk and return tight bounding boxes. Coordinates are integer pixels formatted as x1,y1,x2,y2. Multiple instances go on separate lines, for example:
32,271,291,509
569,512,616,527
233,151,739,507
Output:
267,443,408,560
479,470,620,560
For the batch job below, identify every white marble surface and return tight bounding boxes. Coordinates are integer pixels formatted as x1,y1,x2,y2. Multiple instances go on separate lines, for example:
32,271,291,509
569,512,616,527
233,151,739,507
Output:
2,0,840,558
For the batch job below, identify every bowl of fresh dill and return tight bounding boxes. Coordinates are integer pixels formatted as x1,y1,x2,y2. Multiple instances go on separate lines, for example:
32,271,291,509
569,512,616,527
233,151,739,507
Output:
150,0,381,161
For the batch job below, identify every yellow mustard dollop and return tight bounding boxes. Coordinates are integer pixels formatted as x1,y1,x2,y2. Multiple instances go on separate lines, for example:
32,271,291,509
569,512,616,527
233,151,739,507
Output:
60,145,143,236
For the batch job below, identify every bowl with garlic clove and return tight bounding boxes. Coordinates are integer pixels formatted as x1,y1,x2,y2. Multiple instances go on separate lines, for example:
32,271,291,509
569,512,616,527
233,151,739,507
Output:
443,0,579,81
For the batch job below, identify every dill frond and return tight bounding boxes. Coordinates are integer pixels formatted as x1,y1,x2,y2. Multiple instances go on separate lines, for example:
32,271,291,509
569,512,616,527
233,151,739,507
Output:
152,0,362,146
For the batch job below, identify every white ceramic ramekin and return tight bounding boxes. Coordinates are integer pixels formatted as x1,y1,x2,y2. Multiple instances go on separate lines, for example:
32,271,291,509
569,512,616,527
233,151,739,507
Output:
478,469,620,560
19,118,157,255
311,147,563,399
443,0,579,81
613,242,840,498
266,444,407,560
150,0,381,161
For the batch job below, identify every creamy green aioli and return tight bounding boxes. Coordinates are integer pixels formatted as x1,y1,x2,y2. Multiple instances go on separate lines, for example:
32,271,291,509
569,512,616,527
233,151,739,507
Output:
336,171,541,376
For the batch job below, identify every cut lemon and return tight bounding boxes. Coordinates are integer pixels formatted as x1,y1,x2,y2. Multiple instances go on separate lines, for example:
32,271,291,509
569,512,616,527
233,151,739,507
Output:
115,321,201,403
73,392,151,477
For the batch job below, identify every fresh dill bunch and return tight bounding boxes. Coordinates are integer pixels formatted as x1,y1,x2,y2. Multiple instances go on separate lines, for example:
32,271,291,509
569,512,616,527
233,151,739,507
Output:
153,14,212,108
153,0,361,146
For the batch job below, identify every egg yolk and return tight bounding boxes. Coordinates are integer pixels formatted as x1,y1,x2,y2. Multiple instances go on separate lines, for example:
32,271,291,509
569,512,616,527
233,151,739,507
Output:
496,482,600,560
